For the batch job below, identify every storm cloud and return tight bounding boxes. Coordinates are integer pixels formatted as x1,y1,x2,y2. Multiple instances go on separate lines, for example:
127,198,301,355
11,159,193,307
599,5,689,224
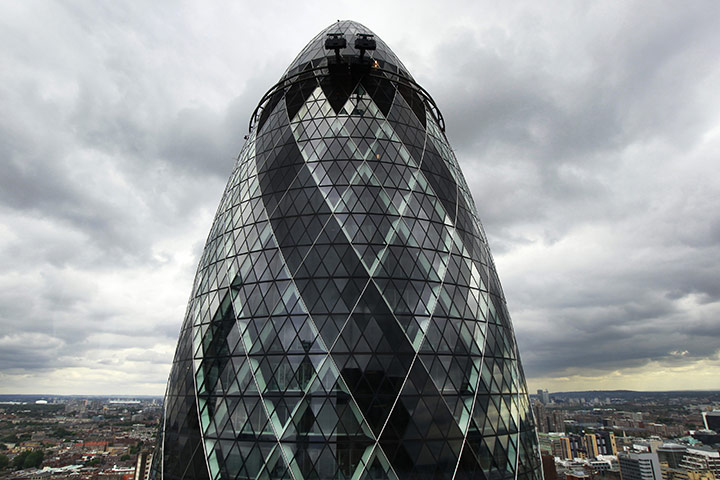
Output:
1,0,719,394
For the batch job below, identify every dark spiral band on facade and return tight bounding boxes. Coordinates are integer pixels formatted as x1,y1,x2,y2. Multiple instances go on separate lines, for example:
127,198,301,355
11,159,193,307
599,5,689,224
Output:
155,20,542,480
249,66,447,135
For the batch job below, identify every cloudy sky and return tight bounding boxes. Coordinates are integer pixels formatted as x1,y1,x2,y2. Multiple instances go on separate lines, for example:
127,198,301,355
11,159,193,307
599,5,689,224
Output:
1,0,719,395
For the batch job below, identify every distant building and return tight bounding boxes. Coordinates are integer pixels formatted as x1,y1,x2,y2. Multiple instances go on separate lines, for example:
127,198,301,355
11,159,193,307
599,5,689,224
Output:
680,447,720,478
585,434,601,458
591,460,613,472
658,444,688,469
567,472,591,480
703,412,720,431
569,434,586,458
83,441,108,452
617,436,636,452
539,433,573,459
542,454,559,480
691,430,720,445
596,430,618,455
684,470,715,480
556,436,573,459
532,401,562,433
538,389,551,404
662,467,716,480
539,432,608,460
619,452,662,480
634,438,664,454
533,401,549,433
566,433,603,459
135,451,153,480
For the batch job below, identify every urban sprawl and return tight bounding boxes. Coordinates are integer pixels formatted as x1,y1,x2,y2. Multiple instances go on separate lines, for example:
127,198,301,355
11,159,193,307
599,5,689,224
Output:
1,391,719,480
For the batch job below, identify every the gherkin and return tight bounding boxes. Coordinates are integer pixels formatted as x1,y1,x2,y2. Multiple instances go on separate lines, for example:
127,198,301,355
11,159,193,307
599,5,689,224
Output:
156,20,542,480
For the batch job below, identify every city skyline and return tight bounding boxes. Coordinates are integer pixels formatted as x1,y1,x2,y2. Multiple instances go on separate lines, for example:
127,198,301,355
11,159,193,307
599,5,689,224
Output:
1,1,720,395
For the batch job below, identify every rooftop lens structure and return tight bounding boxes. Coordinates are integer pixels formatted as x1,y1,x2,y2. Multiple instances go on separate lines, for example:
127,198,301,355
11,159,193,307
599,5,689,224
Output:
156,20,542,480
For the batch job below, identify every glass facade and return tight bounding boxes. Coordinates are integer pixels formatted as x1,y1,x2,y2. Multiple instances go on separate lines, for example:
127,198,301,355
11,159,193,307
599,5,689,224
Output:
156,20,542,480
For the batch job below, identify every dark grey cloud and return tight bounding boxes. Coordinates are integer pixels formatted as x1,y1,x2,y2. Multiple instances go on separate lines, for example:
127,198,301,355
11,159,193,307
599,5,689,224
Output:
421,3,720,246
400,2,720,385
0,0,719,393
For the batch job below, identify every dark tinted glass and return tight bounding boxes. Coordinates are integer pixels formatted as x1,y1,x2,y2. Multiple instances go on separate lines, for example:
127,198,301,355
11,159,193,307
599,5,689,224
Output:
156,20,542,480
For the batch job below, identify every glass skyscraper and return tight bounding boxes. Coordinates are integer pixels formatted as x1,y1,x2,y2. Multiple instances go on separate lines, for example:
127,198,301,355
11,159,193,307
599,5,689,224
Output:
156,20,541,480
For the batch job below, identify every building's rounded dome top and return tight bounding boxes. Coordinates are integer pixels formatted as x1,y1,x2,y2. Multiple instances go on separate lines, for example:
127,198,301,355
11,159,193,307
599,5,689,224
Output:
283,20,412,80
